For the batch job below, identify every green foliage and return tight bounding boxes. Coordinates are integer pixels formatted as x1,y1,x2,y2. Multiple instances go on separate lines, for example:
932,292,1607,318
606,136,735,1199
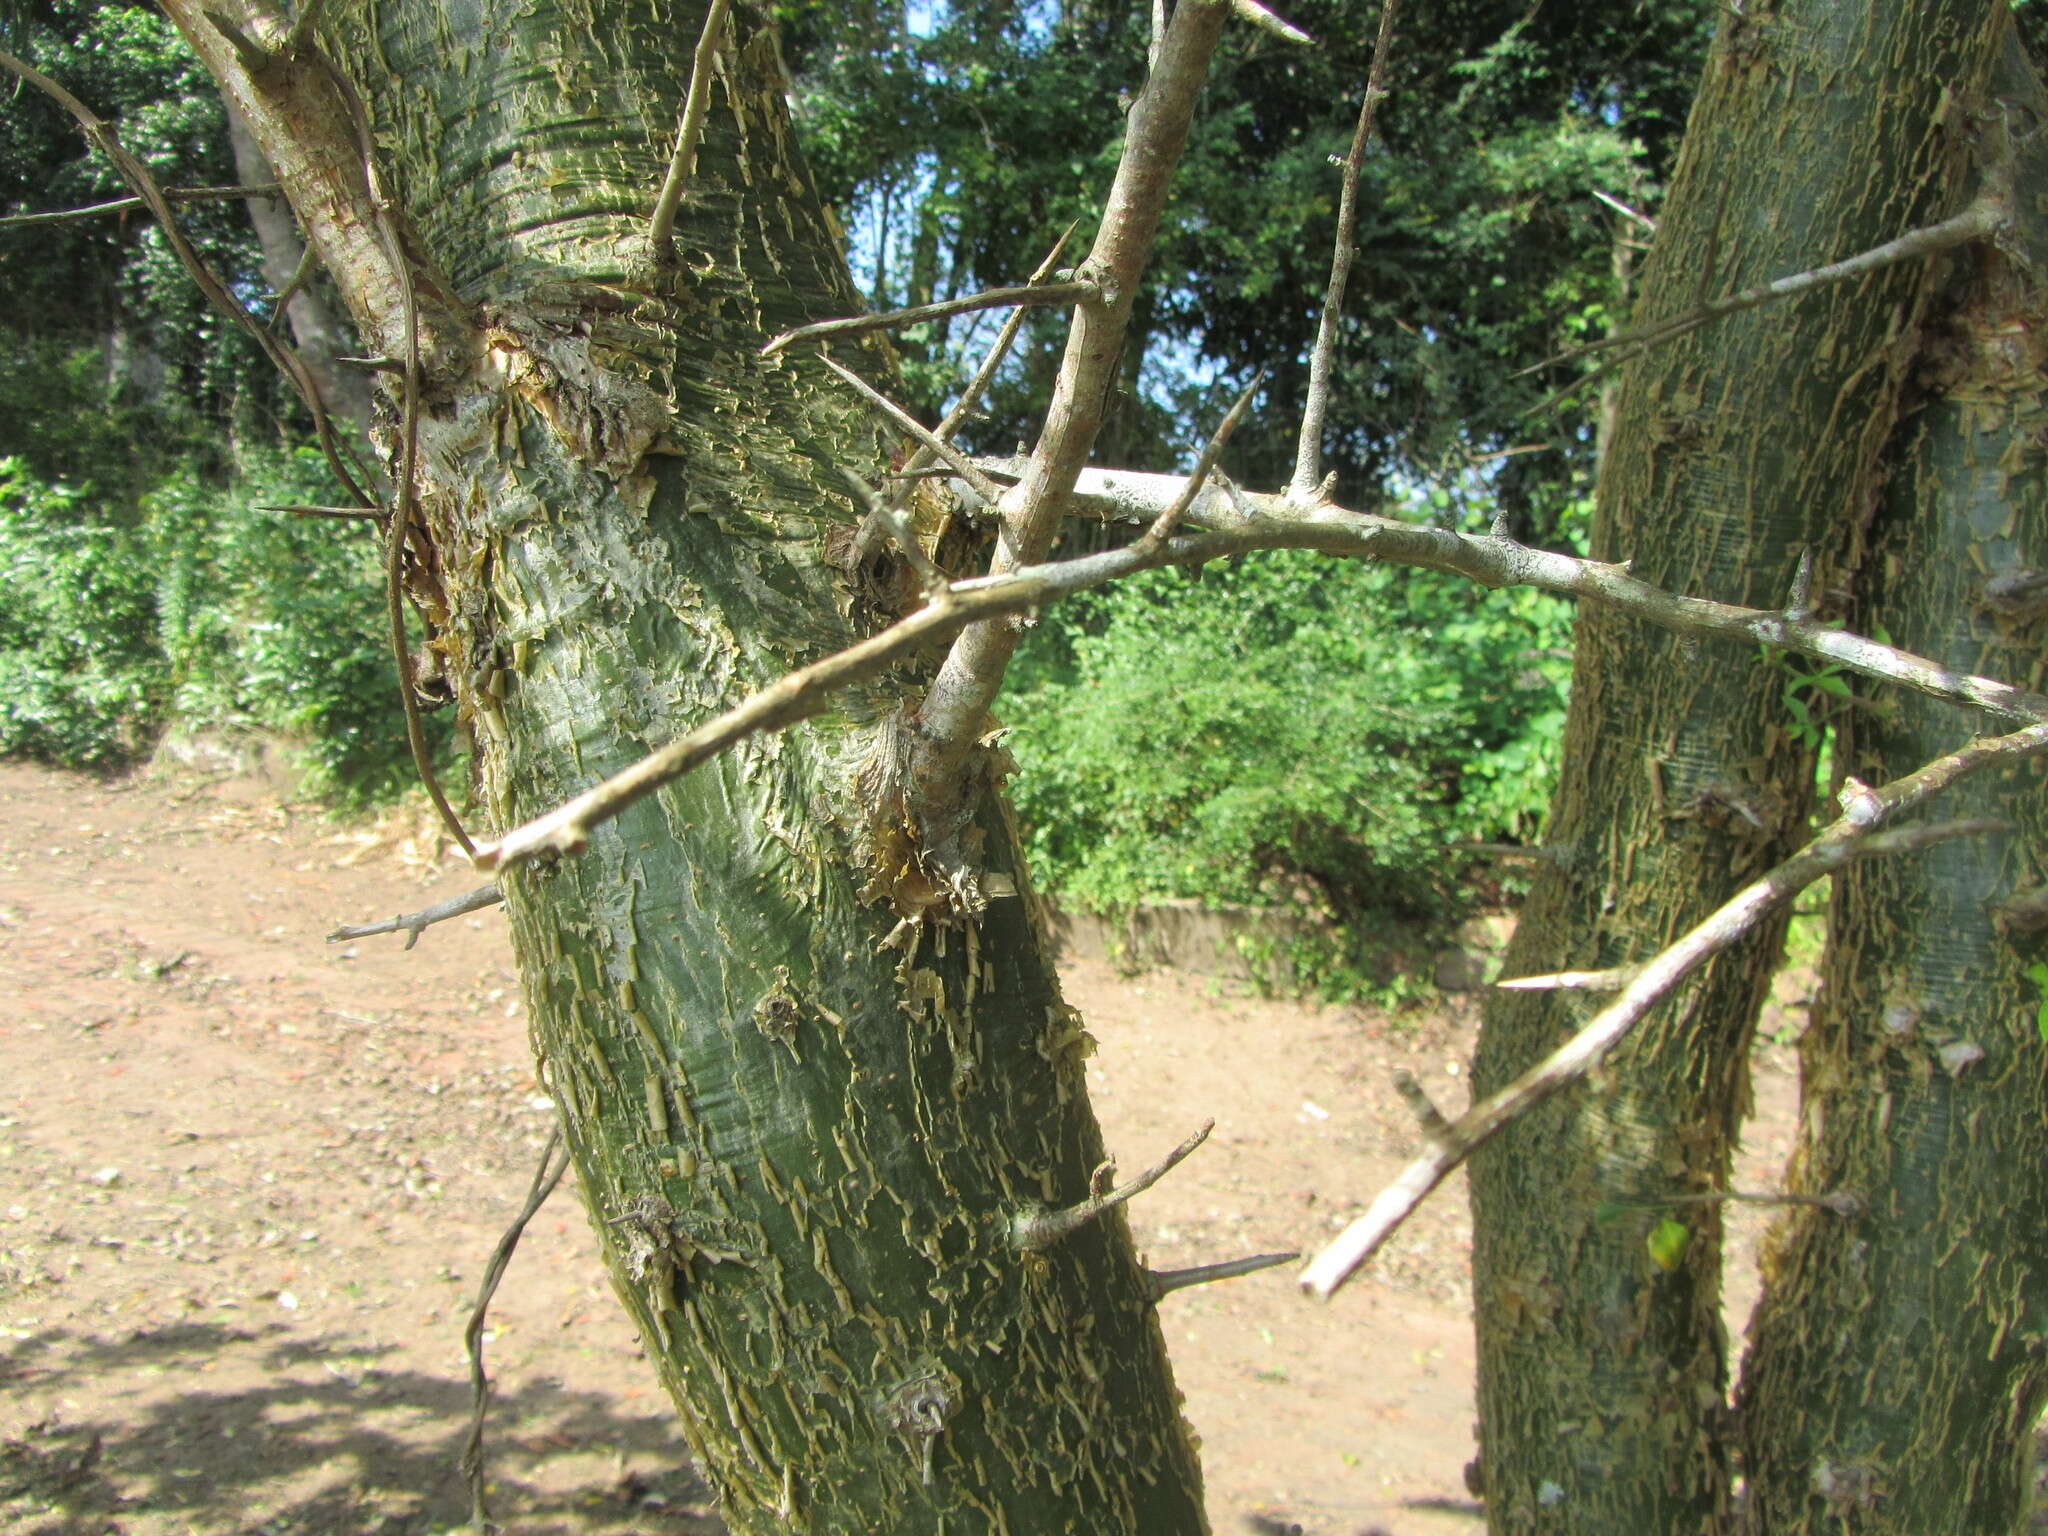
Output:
0,451,435,801
0,459,162,767
2025,962,2048,1046
1005,522,1573,981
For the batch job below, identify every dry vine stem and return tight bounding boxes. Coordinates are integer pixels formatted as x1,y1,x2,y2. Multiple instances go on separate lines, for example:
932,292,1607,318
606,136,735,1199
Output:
1295,738,2048,1300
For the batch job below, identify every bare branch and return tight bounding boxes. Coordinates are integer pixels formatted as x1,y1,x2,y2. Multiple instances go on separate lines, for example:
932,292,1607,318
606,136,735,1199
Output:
648,0,733,266
327,883,505,949
836,467,952,596
1288,0,1400,503
1526,188,2008,410
0,182,279,229
818,354,1006,505
1147,1250,1299,1301
911,0,1231,802
1591,187,1657,231
1297,739,2048,1300
1013,1122,1214,1251
462,1129,572,1533
762,280,1096,357
971,459,2048,726
851,225,1080,563
470,462,2048,875
1130,371,1262,558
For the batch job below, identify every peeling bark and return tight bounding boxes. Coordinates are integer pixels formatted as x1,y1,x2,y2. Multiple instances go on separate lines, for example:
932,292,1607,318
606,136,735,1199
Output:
1467,4,2004,1531
1734,29,2048,1532
170,0,1209,1529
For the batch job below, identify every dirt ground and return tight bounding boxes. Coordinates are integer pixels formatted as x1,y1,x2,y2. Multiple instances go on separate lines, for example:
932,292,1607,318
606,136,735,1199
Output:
0,759,1802,1536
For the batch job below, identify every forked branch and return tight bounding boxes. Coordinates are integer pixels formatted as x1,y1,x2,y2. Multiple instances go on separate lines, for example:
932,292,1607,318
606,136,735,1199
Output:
1297,766,2048,1300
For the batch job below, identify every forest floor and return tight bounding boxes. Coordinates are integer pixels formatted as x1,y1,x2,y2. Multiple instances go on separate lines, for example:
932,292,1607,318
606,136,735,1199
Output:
0,758,1804,1536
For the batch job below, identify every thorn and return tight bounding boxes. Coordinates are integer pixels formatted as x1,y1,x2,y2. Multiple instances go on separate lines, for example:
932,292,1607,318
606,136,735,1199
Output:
1147,1250,1299,1301
1012,1121,1213,1251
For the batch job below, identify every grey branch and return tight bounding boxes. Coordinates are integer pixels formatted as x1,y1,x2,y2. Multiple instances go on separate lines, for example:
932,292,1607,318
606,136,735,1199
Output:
648,0,732,265
761,280,1096,357
1298,739,2048,1300
909,0,1231,801
819,354,1005,504
471,460,2048,876
1527,187,2008,415
327,883,505,949
1013,1121,1214,1251
0,182,279,228
1288,0,1399,503
1148,1250,1299,1301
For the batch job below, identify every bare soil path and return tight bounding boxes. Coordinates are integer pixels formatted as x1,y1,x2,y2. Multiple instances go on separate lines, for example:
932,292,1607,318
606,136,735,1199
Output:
0,759,1797,1535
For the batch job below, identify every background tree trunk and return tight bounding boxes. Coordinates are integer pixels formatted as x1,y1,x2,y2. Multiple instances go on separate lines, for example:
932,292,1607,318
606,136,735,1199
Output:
222,100,375,440
1467,5,2002,1530
1734,30,2048,1531
181,0,1213,1529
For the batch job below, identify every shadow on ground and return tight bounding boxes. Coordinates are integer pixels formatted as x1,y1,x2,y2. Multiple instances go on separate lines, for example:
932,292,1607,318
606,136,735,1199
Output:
2,1321,720,1535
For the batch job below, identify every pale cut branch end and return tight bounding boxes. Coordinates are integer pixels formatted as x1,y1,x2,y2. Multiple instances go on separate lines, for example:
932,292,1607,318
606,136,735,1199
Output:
1147,1250,1299,1301
1495,963,1642,993
1013,1120,1214,1251
1228,0,1313,46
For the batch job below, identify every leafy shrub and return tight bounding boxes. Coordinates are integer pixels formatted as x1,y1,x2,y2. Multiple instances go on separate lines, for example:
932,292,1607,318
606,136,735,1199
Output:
0,459,163,768
1005,540,1571,982
0,450,437,801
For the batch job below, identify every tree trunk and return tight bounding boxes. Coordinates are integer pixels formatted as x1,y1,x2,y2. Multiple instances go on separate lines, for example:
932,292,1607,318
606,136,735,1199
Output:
175,1,1209,1530
222,100,376,439
1467,5,2001,1531
1733,29,2048,1531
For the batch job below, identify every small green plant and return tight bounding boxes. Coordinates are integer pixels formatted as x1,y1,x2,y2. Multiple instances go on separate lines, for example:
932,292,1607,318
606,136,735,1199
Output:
2024,962,2048,1045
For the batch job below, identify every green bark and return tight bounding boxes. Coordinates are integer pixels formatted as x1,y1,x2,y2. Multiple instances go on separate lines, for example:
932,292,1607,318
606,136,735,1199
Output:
1733,33,2048,1531
1467,5,2001,1531
316,3,1207,1530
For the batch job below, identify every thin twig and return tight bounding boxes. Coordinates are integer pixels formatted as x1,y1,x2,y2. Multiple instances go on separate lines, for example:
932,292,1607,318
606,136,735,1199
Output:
818,353,1006,504
1592,187,1656,231
1297,754,2048,1299
648,0,732,265
335,70,476,857
1524,191,2007,414
1288,0,1400,503
837,468,953,596
1148,1250,1299,1300
261,502,386,522
762,280,1096,357
263,241,319,335
0,181,279,228
1131,371,1262,557
851,225,1080,562
1013,1122,1214,1250
327,883,505,949
461,1130,572,1534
